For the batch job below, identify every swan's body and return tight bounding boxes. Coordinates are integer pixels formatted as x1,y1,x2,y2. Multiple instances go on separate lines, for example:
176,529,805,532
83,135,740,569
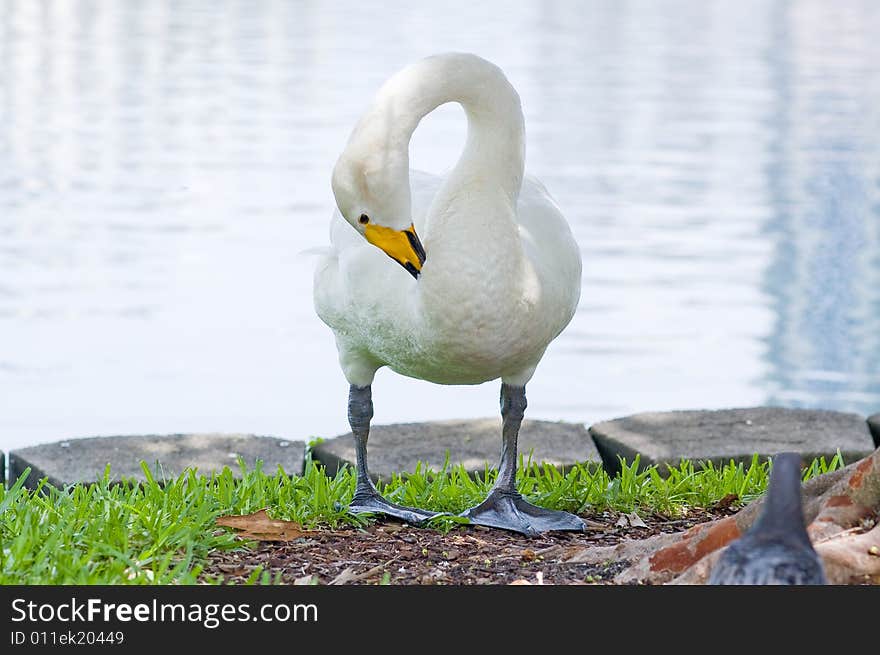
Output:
315,171,580,386
313,53,584,535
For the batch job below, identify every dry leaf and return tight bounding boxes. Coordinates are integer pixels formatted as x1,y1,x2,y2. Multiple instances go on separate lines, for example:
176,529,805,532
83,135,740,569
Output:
216,563,252,576
713,493,739,511
216,509,314,541
329,560,398,585
329,567,360,585
584,518,609,530
626,512,648,528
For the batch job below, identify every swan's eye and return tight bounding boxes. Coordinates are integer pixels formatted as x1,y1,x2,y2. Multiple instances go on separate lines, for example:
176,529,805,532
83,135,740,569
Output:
359,214,370,225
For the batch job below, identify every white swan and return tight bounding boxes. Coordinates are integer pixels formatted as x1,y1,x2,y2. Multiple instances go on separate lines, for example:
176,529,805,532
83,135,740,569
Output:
313,53,583,536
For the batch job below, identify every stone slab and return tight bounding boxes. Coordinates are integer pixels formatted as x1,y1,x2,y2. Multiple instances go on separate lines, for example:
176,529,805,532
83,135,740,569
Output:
8,434,306,490
589,407,875,476
311,418,601,482
868,413,880,448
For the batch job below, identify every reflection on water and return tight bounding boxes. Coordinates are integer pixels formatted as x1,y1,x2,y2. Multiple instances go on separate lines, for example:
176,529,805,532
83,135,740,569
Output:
1,0,879,452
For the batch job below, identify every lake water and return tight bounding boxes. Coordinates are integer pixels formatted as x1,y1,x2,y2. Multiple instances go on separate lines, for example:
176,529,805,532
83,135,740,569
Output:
2,0,879,454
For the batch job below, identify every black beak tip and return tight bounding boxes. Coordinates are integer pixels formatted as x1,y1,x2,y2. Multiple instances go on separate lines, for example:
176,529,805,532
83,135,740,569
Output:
404,229,427,268
403,262,421,280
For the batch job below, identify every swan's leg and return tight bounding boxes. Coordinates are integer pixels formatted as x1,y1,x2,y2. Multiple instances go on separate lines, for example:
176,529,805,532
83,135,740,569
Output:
460,383,586,537
346,384,442,524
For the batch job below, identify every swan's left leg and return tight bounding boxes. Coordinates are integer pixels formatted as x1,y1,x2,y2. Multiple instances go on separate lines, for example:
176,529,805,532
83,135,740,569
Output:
459,383,586,537
346,384,443,525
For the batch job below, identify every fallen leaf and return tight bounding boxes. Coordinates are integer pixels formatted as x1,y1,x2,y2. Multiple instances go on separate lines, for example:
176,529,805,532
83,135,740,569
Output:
626,512,648,529
584,518,609,530
216,563,252,576
216,509,315,541
329,567,359,585
329,559,399,585
713,493,739,511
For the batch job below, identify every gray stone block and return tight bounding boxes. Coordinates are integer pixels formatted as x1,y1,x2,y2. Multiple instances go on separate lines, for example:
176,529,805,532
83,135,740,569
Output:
868,413,880,447
311,418,600,482
8,434,306,490
589,407,875,476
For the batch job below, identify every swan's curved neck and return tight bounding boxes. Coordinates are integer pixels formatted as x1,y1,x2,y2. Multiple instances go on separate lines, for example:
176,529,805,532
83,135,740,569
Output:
347,55,529,312
367,53,525,205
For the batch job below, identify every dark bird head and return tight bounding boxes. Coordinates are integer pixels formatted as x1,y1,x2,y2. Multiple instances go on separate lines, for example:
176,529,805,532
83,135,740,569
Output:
708,452,827,585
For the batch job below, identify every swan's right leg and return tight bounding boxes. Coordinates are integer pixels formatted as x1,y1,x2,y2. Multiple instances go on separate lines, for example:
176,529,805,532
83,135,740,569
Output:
459,383,586,536
346,384,442,524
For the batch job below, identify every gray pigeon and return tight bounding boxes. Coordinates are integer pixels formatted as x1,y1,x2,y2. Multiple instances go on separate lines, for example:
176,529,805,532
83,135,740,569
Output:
708,452,827,585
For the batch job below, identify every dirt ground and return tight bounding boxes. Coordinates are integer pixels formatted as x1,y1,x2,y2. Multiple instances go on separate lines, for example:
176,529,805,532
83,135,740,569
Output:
202,507,738,585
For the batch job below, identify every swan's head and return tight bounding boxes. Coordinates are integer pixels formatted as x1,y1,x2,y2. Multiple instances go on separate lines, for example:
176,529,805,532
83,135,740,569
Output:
331,122,426,280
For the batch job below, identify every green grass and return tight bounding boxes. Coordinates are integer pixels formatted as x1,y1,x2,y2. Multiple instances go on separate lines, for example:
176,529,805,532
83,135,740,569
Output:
0,452,845,585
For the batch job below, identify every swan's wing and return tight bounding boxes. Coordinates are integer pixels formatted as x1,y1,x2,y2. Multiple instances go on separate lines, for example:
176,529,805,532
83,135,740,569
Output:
515,174,583,327
516,174,577,254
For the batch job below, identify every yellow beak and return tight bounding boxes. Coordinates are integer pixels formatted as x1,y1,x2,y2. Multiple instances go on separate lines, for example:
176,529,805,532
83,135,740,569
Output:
364,223,426,279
